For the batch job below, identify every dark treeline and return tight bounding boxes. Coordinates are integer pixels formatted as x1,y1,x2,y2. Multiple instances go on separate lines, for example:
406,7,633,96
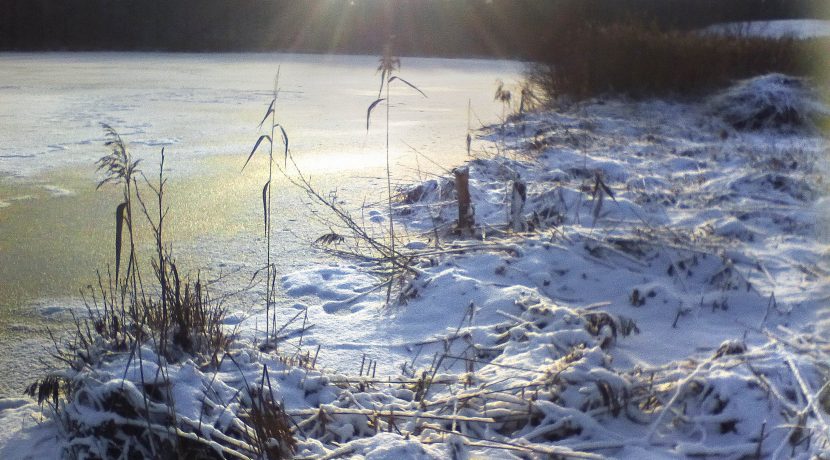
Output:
1,0,824,57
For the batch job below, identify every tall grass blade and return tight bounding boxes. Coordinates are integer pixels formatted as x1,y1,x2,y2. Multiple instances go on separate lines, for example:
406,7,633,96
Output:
275,124,289,167
243,134,272,171
388,76,427,98
377,69,387,99
257,99,276,129
366,98,385,131
597,175,616,201
262,180,270,237
115,202,127,281
592,190,604,227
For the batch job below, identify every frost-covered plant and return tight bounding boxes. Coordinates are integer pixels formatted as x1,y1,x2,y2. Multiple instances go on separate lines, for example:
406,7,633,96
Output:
708,73,829,132
367,39,427,302
97,123,141,295
494,79,512,121
244,365,297,459
90,126,232,361
243,68,289,343
31,126,240,458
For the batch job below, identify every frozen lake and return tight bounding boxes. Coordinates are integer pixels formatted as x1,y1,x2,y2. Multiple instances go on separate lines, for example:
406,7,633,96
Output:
0,52,522,396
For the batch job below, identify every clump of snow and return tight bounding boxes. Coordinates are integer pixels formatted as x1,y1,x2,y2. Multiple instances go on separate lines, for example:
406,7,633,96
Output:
401,178,455,205
708,74,828,132
41,185,74,197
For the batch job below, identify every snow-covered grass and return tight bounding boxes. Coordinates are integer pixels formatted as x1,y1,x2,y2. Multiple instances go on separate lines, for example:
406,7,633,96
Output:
708,74,830,132
1,74,828,459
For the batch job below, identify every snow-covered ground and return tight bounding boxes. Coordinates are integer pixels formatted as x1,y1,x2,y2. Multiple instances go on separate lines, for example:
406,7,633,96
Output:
1,74,828,458
702,19,830,39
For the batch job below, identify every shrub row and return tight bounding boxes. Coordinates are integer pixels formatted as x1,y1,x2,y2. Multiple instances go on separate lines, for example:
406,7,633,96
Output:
528,22,827,101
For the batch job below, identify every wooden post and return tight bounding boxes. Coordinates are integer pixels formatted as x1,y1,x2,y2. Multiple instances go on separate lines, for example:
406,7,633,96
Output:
510,179,527,232
454,166,473,234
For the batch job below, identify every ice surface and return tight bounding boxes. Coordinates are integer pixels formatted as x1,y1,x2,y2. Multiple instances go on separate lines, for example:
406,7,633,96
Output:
0,52,521,179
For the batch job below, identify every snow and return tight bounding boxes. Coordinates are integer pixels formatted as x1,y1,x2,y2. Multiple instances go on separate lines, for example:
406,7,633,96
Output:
2,72,829,458
708,74,828,133
0,400,62,460
40,185,74,197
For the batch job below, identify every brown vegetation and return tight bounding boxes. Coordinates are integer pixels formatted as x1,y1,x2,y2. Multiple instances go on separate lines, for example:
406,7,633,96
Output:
528,21,826,101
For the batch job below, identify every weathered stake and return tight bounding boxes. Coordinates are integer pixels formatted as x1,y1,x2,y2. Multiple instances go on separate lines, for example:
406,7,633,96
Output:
454,166,474,234
510,179,527,232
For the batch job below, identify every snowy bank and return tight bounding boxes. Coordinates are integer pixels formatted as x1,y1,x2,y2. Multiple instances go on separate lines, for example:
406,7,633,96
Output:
2,74,829,459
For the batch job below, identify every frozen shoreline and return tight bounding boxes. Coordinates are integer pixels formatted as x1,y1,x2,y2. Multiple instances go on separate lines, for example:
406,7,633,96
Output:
0,52,522,399
1,74,828,458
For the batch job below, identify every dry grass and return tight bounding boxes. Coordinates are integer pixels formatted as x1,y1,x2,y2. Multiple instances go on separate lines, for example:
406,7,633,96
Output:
31,126,243,458
527,21,824,101
243,366,297,459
